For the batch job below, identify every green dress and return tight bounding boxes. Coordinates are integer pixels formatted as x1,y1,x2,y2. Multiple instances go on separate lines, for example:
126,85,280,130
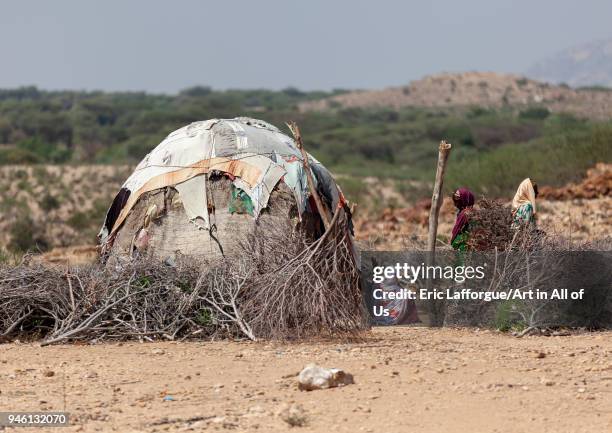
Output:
512,203,535,229
451,230,470,251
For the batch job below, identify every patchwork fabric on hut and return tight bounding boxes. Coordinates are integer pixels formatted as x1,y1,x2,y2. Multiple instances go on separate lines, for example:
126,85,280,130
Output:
99,117,351,263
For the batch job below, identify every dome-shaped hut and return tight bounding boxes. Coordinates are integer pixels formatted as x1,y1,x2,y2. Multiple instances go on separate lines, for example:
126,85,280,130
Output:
98,117,352,264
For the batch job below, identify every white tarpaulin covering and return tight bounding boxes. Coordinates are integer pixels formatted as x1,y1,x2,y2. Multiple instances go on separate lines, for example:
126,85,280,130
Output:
99,117,329,244
174,175,210,229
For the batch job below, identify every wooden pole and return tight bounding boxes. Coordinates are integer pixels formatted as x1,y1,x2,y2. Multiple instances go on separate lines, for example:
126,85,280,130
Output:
426,140,452,326
427,140,452,253
286,121,331,229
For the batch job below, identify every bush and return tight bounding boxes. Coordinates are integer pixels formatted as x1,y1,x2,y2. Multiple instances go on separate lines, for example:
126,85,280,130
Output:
446,124,612,197
124,134,156,160
179,86,212,97
0,147,40,164
39,193,60,211
519,107,550,120
17,137,71,163
494,300,525,332
0,248,8,264
338,177,367,203
67,211,91,230
7,216,48,253
445,236,612,330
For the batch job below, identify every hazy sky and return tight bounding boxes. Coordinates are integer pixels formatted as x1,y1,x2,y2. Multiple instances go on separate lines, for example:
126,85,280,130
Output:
1,0,611,93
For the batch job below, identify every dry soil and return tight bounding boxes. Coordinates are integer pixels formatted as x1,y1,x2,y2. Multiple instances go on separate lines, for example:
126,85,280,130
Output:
1,327,611,433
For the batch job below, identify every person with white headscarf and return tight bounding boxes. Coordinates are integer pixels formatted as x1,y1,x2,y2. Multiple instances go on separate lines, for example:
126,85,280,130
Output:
511,178,538,229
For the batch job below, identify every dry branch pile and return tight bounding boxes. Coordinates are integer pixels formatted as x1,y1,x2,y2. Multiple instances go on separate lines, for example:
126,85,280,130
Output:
0,260,213,344
0,211,368,344
241,208,367,339
466,198,515,251
445,234,612,330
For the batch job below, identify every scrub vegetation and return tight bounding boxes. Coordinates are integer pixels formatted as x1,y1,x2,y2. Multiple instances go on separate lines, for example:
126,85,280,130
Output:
0,84,610,254
0,86,609,201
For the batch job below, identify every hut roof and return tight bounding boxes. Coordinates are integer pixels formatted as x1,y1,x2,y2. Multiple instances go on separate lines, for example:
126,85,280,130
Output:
99,117,346,255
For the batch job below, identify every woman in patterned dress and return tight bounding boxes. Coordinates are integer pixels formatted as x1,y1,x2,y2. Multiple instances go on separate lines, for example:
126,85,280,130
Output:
511,178,538,229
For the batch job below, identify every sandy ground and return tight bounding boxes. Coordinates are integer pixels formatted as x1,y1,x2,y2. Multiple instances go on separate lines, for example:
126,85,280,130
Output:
1,328,611,433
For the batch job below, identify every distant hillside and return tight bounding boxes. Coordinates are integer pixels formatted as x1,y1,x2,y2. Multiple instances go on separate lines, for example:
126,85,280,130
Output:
299,72,612,120
0,82,609,255
0,165,131,255
527,39,612,88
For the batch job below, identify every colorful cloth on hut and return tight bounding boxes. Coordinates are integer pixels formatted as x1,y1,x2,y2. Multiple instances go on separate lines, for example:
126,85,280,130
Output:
229,184,254,216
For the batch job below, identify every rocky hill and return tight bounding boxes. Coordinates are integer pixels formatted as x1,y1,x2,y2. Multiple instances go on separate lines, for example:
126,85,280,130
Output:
299,72,612,119
527,39,612,88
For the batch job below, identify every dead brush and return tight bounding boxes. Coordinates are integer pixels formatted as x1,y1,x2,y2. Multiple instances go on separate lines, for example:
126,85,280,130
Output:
444,232,612,330
0,259,210,344
467,198,515,251
0,209,369,344
240,208,369,339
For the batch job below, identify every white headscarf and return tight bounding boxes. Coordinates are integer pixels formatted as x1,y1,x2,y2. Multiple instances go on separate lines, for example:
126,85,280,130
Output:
512,178,537,214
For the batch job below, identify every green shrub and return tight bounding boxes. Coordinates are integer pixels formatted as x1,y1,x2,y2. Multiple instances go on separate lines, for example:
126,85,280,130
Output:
196,309,214,326
0,247,9,263
16,179,31,192
494,300,526,331
67,211,91,230
516,78,529,87
17,137,72,163
0,147,40,164
446,124,612,197
519,107,550,120
8,216,48,253
338,177,367,203
0,86,605,205
32,166,51,183
39,193,60,211
124,135,157,160
135,276,152,289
